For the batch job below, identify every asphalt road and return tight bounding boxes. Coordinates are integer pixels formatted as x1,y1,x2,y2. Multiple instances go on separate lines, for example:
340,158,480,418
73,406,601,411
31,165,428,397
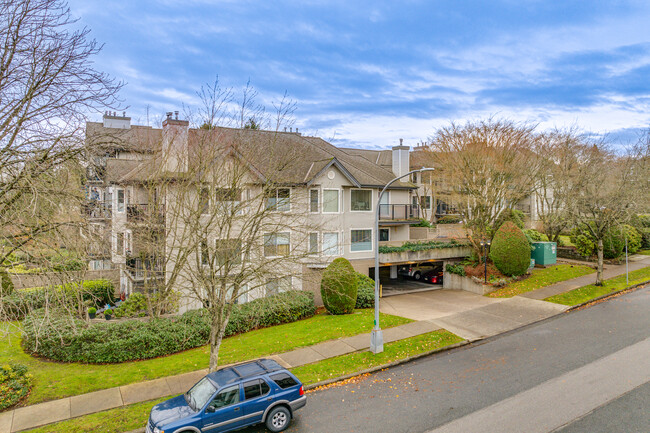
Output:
246,287,650,433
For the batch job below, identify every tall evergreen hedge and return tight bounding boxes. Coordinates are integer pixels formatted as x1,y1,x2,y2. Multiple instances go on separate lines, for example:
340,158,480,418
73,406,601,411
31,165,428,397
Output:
321,258,358,315
489,221,531,276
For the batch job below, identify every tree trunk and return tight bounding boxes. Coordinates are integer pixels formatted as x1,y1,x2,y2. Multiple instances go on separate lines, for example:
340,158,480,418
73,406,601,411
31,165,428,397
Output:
596,238,604,286
208,310,229,372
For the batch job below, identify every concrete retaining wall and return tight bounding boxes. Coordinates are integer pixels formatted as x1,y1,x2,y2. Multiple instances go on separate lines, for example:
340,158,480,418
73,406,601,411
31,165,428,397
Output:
380,245,472,264
443,272,495,295
9,269,120,290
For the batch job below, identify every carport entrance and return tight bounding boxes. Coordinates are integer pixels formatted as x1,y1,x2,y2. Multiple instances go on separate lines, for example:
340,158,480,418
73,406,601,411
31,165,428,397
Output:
369,261,444,297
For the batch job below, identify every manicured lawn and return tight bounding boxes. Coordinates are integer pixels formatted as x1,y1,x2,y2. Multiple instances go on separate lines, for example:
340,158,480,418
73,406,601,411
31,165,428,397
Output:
24,329,463,433
24,396,170,433
638,249,650,256
545,266,650,306
293,329,464,385
1,309,411,406
487,264,595,298
559,235,574,247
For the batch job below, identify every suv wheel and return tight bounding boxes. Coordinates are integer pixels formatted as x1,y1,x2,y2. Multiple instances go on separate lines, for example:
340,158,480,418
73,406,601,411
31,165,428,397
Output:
266,406,291,432
413,271,421,281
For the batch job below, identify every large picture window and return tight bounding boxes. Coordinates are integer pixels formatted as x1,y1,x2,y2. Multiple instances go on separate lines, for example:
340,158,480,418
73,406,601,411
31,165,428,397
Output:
323,189,339,213
351,229,372,252
264,233,290,257
323,232,339,255
266,188,290,211
351,189,371,211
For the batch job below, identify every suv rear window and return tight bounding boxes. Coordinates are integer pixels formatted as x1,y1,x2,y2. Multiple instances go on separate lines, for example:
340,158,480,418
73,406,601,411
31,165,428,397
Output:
270,373,298,389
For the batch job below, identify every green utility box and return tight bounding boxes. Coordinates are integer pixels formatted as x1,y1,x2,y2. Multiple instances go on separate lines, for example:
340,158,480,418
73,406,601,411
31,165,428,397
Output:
531,242,557,266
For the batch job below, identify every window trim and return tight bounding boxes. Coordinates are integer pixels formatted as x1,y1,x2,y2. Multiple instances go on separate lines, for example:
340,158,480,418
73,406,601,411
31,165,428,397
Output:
267,188,291,212
322,188,341,214
379,228,390,242
350,228,373,252
309,188,320,213
350,188,373,212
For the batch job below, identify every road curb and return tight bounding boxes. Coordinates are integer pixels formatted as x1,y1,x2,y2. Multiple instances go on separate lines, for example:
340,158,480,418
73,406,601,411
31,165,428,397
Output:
304,339,470,391
565,279,650,311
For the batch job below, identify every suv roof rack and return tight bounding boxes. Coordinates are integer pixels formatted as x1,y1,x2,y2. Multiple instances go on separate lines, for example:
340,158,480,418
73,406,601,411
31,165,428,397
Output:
207,358,284,387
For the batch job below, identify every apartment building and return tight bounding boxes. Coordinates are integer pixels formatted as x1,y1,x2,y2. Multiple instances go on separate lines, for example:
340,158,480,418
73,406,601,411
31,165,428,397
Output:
84,112,470,310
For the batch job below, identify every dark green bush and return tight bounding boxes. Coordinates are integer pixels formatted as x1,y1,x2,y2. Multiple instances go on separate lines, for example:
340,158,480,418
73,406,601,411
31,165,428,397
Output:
412,219,433,228
621,225,641,254
494,209,526,231
320,258,357,315
354,272,375,309
640,228,650,249
489,221,531,277
445,263,466,276
1,267,14,296
437,215,462,224
22,290,315,363
0,363,32,410
570,224,638,259
524,229,548,242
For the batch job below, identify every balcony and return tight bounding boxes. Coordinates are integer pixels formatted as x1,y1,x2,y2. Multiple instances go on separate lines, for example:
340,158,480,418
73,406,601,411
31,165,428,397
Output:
84,201,112,219
379,204,420,222
127,204,165,225
126,256,164,281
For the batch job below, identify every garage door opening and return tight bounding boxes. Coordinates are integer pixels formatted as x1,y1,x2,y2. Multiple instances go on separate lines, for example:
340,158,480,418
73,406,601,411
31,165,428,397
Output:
369,261,444,297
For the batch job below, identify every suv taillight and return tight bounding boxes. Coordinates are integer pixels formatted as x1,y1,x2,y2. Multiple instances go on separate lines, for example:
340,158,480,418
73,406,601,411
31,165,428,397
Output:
299,385,304,396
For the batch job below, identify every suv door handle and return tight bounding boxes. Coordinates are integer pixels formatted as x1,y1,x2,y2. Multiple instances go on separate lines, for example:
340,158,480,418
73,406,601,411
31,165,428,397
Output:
267,397,273,401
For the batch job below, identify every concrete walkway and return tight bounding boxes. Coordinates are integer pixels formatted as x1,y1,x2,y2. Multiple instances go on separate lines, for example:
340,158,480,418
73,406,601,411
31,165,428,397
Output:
522,256,650,300
2,257,648,432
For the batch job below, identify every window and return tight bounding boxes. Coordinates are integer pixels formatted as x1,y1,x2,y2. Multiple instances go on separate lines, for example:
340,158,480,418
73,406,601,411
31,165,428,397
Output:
116,232,124,255
323,232,339,255
310,189,319,213
351,229,372,252
379,191,389,206
215,239,242,266
208,384,239,410
199,187,210,214
379,228,390,242
309,232,319,254
350,190,371,211
270,373,298,389
187,377,217,411
200,240,209,266
266,276,291,295
117,189,125,213
214,188,242,213
322,189,339,213
420,196,432,210
243,379,270,400
264,232,290,257
267,188,290,211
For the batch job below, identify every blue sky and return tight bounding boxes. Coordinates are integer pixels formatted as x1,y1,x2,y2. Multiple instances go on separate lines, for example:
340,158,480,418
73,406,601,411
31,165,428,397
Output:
69,0,650,149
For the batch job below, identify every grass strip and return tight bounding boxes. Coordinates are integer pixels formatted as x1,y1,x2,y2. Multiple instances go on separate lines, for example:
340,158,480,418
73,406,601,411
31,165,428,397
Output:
638,249,650,256
1,309,411,405
487,264,594,298
292,329,464,385
24,329,463,433
545,266,650,306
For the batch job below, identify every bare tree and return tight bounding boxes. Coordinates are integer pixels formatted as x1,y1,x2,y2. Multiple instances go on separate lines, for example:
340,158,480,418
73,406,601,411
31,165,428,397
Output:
426,119,544,259
568,143,642,285
0,0,122,264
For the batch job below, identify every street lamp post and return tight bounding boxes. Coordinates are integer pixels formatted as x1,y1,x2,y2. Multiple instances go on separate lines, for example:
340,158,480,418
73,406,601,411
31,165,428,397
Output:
479,240,491,283
371,167,434,354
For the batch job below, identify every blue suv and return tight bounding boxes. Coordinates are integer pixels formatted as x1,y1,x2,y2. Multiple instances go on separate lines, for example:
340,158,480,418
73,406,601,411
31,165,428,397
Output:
146,359,306,433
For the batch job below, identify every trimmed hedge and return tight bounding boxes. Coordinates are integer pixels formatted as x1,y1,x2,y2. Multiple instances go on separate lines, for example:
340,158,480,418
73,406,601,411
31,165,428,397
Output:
0,279,114,321
0,364,32,411
321,258,357,315
355,272,375,309
490,221,531,277
437,215,461,224
22,290,315,364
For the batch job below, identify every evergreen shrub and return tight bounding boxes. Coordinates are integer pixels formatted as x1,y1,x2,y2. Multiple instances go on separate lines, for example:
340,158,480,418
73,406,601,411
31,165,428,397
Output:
489,221,531,276
320,258,358,315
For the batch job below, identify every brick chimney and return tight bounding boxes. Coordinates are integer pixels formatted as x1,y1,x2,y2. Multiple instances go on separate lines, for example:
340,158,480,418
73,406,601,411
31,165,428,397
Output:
392,138,410,178
162,111,189,172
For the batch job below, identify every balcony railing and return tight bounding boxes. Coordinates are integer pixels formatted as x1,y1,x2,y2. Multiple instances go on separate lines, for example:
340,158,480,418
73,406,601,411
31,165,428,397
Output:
379,204,420,221
127,204,165,224
126,256,164,281
84,201,112,219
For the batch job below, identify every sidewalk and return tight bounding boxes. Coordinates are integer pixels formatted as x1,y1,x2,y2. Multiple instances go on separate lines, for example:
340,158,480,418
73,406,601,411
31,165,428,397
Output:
1,257,648,433
522,256,650,300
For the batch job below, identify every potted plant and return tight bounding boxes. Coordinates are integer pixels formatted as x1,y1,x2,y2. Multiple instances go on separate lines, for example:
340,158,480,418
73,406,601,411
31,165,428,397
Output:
104,308,113,320
88,307,97,319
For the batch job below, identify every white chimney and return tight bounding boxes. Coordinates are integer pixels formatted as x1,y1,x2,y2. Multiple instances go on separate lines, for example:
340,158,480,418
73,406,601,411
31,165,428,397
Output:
391,138,409,178
162,113,190,173
103,111,131,129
